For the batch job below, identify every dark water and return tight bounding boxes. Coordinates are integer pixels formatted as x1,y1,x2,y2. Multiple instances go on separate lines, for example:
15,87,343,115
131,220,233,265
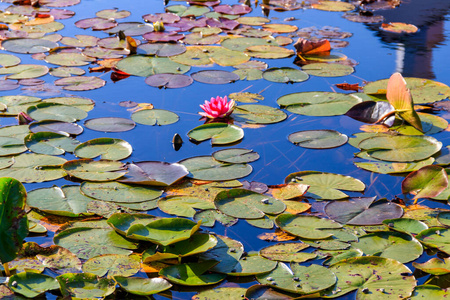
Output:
1,0,450,298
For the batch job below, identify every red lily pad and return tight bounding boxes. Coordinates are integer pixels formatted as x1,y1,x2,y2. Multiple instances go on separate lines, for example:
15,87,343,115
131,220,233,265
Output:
0,79,19,91
214,4,252,15
75,17,117,31
402,165,449,200
137,43,186,57
142,13,181,24
105,22,154,36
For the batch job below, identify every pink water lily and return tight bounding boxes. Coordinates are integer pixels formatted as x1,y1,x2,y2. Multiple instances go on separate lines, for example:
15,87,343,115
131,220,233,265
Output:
199,96,235,119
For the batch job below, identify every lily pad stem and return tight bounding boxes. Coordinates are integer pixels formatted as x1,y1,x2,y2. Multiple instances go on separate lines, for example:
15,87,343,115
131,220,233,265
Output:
3,263,10,277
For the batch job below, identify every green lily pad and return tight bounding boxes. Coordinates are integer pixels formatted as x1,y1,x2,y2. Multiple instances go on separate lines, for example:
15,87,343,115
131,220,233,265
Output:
0,64,49,79
402,165,448,200
114,276,172,296
416,227,450,255
285,171,365,200
438,211,450,226
62,159,126,181
382,218,428,235
213,148,260,164
74,138,132,160
145,73,193,89
57,273,116,298
358,135,442,162
0,96,41,116
391,112,448,135
221,37,278,52
245,45,294,59
352,231,422,263
188,123,244,145
158,195,215,217
262,67,309,83
225,255,277,276
198,235,244,273
192,70,240,84
107,213,156,236
126,218,201,246
131,109,179,126
8,272,59,298
82,254,140,277
312,1,355,11
160,261,226,286
84,117,136,132
215,188,285,219
170,46,250,67
232,105,287,124
137,43,186,57
193,209,238,227
60,35,99,47
45,52,96,66
364,77,450,104
81,181,162,203
325,197,403,225
256,263,336,294
166,4,210,17
49,66,86,77
321,249,364,266
43,96,95,112
413,258,450,275
411,285,450,298
0,153,66,183
54,223,139,259
277,91,361,116
143,234,218,262
247,216,274,229
233,68,263,80
0,136,27,157
0,53,21,67
323,256,416,299
275,214,342,239
25,131,80,155
27,102,88,122
302,62,354,77
0,156,14,169
27,185,95,217
288,130,348,149
116,56,190,77
355,157,435,174
194,287,248,300
260,242,316,263
117,161,188,186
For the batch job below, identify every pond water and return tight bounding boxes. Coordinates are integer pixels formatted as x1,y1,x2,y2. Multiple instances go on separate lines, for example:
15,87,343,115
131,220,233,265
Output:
1,0,450,299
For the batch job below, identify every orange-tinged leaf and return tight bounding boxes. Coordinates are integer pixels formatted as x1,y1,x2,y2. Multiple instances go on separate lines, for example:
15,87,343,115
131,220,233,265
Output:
258,229,297,242
141,262,170,274
386,72,423,132
25,15,55,26
381,22,418,34
335,83,360,91
359,124,390,133
294,38,331,55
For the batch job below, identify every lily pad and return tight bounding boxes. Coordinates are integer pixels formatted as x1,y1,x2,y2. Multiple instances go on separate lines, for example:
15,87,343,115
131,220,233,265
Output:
45,52,95,66
198,235,244,273
256,263,336,294
312,1,355,11
8,272,59,298
81,181,162,204
285,171,365,200
54,76,106,91
413,258,450,275
181,156,252,181
262,67,309,83
215,188,285,219
226,255,277,276
62,159,126,181
325,197,403,225
193,287,248,300
107,213,156,236
160,261,226,286
28,103,88,122
115,56,190,77
352,231,422,263
54,226,138,259
232,105,287,124
0,153,66,183
74,138,132,160
358,135,442,162
158,196,215,217
1,38,58,54
221,37,278,52
302,63,354,77
260,243,316,263
288,130,348,149
212,148,260,164
137,43,186,57
27,185,95,217
277,91,361,116
145,74,193,89
355,157,435,174
82,254,140,277
382,218,428,235
188,123,244,145
323,256,416,299
118,161,189,186
84,117,136,132
191,70,240,84
57,273,116,298
25,131,80,155
0,64,49,79
245,45,295,59
0,136,27,157
416,227,450,255
131,109,179,126
114,276,172,296
275,214,342,239
0,53,21,67
193,209,238,227
126,218,201,246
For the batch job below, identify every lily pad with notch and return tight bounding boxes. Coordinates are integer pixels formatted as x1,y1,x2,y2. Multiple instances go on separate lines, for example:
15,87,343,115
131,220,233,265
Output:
262,67,309,83
180,156,252,181
145,74,193,89
113,276,172,296
158,195,215,217
137,43,186,57
82,254,140,277
54,76,106,91
116,56,190,77
302,62,354,77
131,109,179,126
233,104,287,124
193,209,238,227
84,117,136,132
8,272,59,298
118,161,188,186
191,70,240,84
213,148,259,164
260,242,316,263
57,273,116,298
325,197,403,225
25,131,80,155
0,64,49,79
80,181,162,203
402,165,448,200
27,103,88,122
288,129,348,149
159,261,226,286
62,159,127,181
1,38,58,54
188,123,244,145
275,214,342,239
74,138,132,160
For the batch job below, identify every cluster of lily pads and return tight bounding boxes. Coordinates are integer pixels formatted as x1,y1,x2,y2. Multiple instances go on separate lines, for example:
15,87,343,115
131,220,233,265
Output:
1,0,450,299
